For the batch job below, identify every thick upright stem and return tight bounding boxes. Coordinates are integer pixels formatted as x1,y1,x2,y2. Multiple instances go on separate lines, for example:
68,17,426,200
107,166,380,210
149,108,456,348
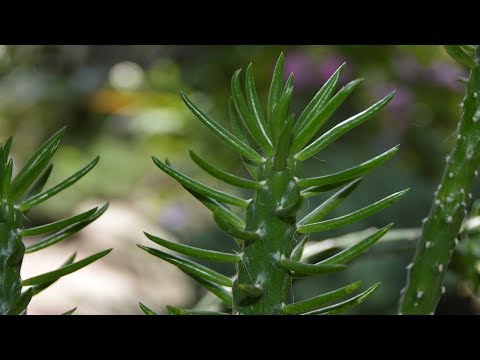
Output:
400,50,480,314
233,158,301,314
0,201,25,314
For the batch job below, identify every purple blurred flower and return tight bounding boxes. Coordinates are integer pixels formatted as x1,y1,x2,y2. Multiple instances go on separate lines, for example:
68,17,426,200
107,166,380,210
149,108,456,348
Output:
392,55,422,83
428,61,465,92
316,54,351,85
284,51,312,90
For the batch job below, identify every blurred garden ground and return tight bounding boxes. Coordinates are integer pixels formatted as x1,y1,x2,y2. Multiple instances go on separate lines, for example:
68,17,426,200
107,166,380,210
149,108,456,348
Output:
1,45,478,314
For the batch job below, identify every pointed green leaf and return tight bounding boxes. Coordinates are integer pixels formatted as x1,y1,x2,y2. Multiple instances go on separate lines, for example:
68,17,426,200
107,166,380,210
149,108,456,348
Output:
237,283,263,297
31,253,77,295
213,211,260,243
245,63,270,138
62,307,77,315
152,157,249,208
291,77,362,154
23,164,53,202
22,249,112,286
183,187,245,229
270,83,294,143
2,159,12,197
300,179,356,199
298,145,399,188
8,127,65,201
139,302,157,315
19,156,99,211
232,69,274,155
181,92,263,164
190,274,233,307
320,224,393,265
297,92,395,161
282,281,361,314
189,150,261,190
7,288,33,315
229,97,250,145
293,62,345,136
280,258,346,277
306,283,380,315
166,305,228,315
6,238,25,266
273,101,295,171
144,232,241,263
21,207,98,237
25,204,109,253
444,45,476,69
137,245,233,287
298,189,409,234
298,179,361,225
267,53,285,123
459,45,476,57
291,236,309,261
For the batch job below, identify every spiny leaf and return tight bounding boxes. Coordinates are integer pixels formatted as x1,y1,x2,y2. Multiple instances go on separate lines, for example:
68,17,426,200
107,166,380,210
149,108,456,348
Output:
139,302,157,315
319,224,393,265
298,189,408,234
237,283,263,297
273,102,295,171
267,53,285,123
22,249,112,286
298,179,361,226
19,156,99,211
292,62,345,136
152,157,249,208
306,283,380,315
232,69,274,155
190,274,233,307
282,281,361,314
1,159,12,197
31,253,77,296
184,187,245,229
23,164,53,202
7,288,33,315
21,207,98,237
181,92,263,164
25,204,109,253
144,232,241,263
166,305,228,315
291,78,363,154
8,127,65,201
245,63,270,139
213,211,260,243
291,236,309,261
280,258,346,277
296,92,395,161
189,150,261,190
297,145,400,188
137,245,233,287
300,179,355,199
444,45,476,69
62,307,77,315
271,84,294,144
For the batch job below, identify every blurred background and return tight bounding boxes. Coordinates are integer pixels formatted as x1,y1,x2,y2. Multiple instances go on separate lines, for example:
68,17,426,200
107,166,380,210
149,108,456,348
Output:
1,45,478,314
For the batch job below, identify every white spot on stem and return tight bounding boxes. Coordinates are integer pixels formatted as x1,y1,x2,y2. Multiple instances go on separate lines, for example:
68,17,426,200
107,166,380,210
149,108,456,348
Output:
425,241,432,249
442,286,446,294
449,172,454,178
438,264,444,272
406,263,413,270
446,216,453,223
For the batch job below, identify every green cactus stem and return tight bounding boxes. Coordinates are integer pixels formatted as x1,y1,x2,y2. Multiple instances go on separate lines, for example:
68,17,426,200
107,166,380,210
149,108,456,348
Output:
400,46,480,315
140,54,408,315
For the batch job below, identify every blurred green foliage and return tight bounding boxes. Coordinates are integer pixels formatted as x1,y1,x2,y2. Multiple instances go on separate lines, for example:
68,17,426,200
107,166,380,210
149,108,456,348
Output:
1,45,478,314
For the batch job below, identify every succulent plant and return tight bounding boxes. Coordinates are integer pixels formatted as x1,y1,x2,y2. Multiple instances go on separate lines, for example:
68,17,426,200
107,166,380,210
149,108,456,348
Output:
400,45,480,314
138,53,408,315
0,127,111,315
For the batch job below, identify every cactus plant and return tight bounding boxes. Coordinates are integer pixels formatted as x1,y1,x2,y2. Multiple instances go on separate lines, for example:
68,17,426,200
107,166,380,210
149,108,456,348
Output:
0,127,111,315
399,45,480,314
138,53,409,315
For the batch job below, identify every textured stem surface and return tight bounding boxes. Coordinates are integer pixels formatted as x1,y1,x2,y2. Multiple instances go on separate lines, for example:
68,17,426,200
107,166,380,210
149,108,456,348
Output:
0,203,24,314
233,158,301,314
400,50,480,314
